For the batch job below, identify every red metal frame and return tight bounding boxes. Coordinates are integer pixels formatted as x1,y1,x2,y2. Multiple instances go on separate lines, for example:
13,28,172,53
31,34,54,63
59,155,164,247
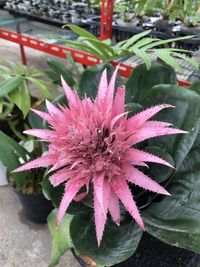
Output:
100,0,114,40
16,23,27,65
0,28,190,87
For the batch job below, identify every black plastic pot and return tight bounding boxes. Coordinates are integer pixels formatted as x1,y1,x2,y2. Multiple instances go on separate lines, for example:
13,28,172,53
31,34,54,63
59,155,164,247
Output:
154,19,174,33
14,189,53,223
73,233,200,267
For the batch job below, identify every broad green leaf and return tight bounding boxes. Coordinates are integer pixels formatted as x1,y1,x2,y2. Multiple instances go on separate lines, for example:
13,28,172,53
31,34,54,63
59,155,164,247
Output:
78,63,123,99
27,77,52,99
143,168,200,254
125,62,177,103
48,209,73,267
144,146,175,184
0,131,27,187
66,24,98,40
46,59,75,87
0,76,22,98
142,84,200,169
71,213,142,266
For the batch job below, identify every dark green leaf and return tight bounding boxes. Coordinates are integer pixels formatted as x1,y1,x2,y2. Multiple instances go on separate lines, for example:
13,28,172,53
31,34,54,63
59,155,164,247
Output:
45,70,61,85
143,168,200,254
41,175,64,208
46,59,75,87
125,62,177,103
144,146,175,184
41,175,90,215
0,131,27,187
71,213,142,266
190,80,200,95
142,84,200,169
78,63,123,99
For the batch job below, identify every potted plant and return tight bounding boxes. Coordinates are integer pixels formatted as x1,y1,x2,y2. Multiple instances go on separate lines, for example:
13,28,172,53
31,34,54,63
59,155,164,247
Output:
0,60,55,222
11,24,200,266
114,0,139,28
13,58,200,266
168,0,200,32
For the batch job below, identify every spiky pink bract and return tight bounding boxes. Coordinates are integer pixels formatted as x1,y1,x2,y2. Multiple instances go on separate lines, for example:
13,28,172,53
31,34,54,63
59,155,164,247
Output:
13,68,186,246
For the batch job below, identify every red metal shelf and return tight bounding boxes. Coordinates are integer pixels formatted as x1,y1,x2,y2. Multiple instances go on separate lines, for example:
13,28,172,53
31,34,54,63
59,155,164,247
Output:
0,28,190,87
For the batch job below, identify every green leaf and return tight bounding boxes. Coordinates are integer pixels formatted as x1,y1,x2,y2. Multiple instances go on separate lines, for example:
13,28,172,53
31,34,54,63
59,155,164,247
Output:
9,79,32,117
60,40,104,59
0,76,22,98
78,37,112,60
154,50,181,70
48,209,73,267
45,70,61,85
66,24,98,40
78,63,123,99
171,52,199,70
71,213,142,266
41,175,90,215
142,84,200,169
0,131,27,187
41,175,64,208
27,77,52,99
28,108,44,129
125,62,177,103
144,146,175,184
119,30,152,49
0,99,3,113
190,80,200,95
0,131,27,161
143,167,200,254
46,59,75,87
66,51,81,77
144,35,194,50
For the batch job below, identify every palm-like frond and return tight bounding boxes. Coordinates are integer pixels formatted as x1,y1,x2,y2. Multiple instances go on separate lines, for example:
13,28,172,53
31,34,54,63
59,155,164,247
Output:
60,25,198,70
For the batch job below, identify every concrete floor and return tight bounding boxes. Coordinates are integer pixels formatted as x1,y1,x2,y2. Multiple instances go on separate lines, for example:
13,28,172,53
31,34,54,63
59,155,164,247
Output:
0,9,80,267
0,186,79,267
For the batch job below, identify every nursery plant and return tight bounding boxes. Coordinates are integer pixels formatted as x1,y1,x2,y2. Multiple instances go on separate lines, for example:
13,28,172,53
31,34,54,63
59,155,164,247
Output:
168,0,200,27
0,61,53,141
60,25,198,70
13,54,200,267
0,60,54,192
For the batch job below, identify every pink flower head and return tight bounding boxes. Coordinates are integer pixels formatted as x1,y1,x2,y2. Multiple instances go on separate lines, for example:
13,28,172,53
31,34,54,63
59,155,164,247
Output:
13,67,186,246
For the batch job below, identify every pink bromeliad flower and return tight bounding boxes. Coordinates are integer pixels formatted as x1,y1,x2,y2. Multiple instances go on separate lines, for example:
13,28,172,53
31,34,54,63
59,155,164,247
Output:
14,68,186,246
